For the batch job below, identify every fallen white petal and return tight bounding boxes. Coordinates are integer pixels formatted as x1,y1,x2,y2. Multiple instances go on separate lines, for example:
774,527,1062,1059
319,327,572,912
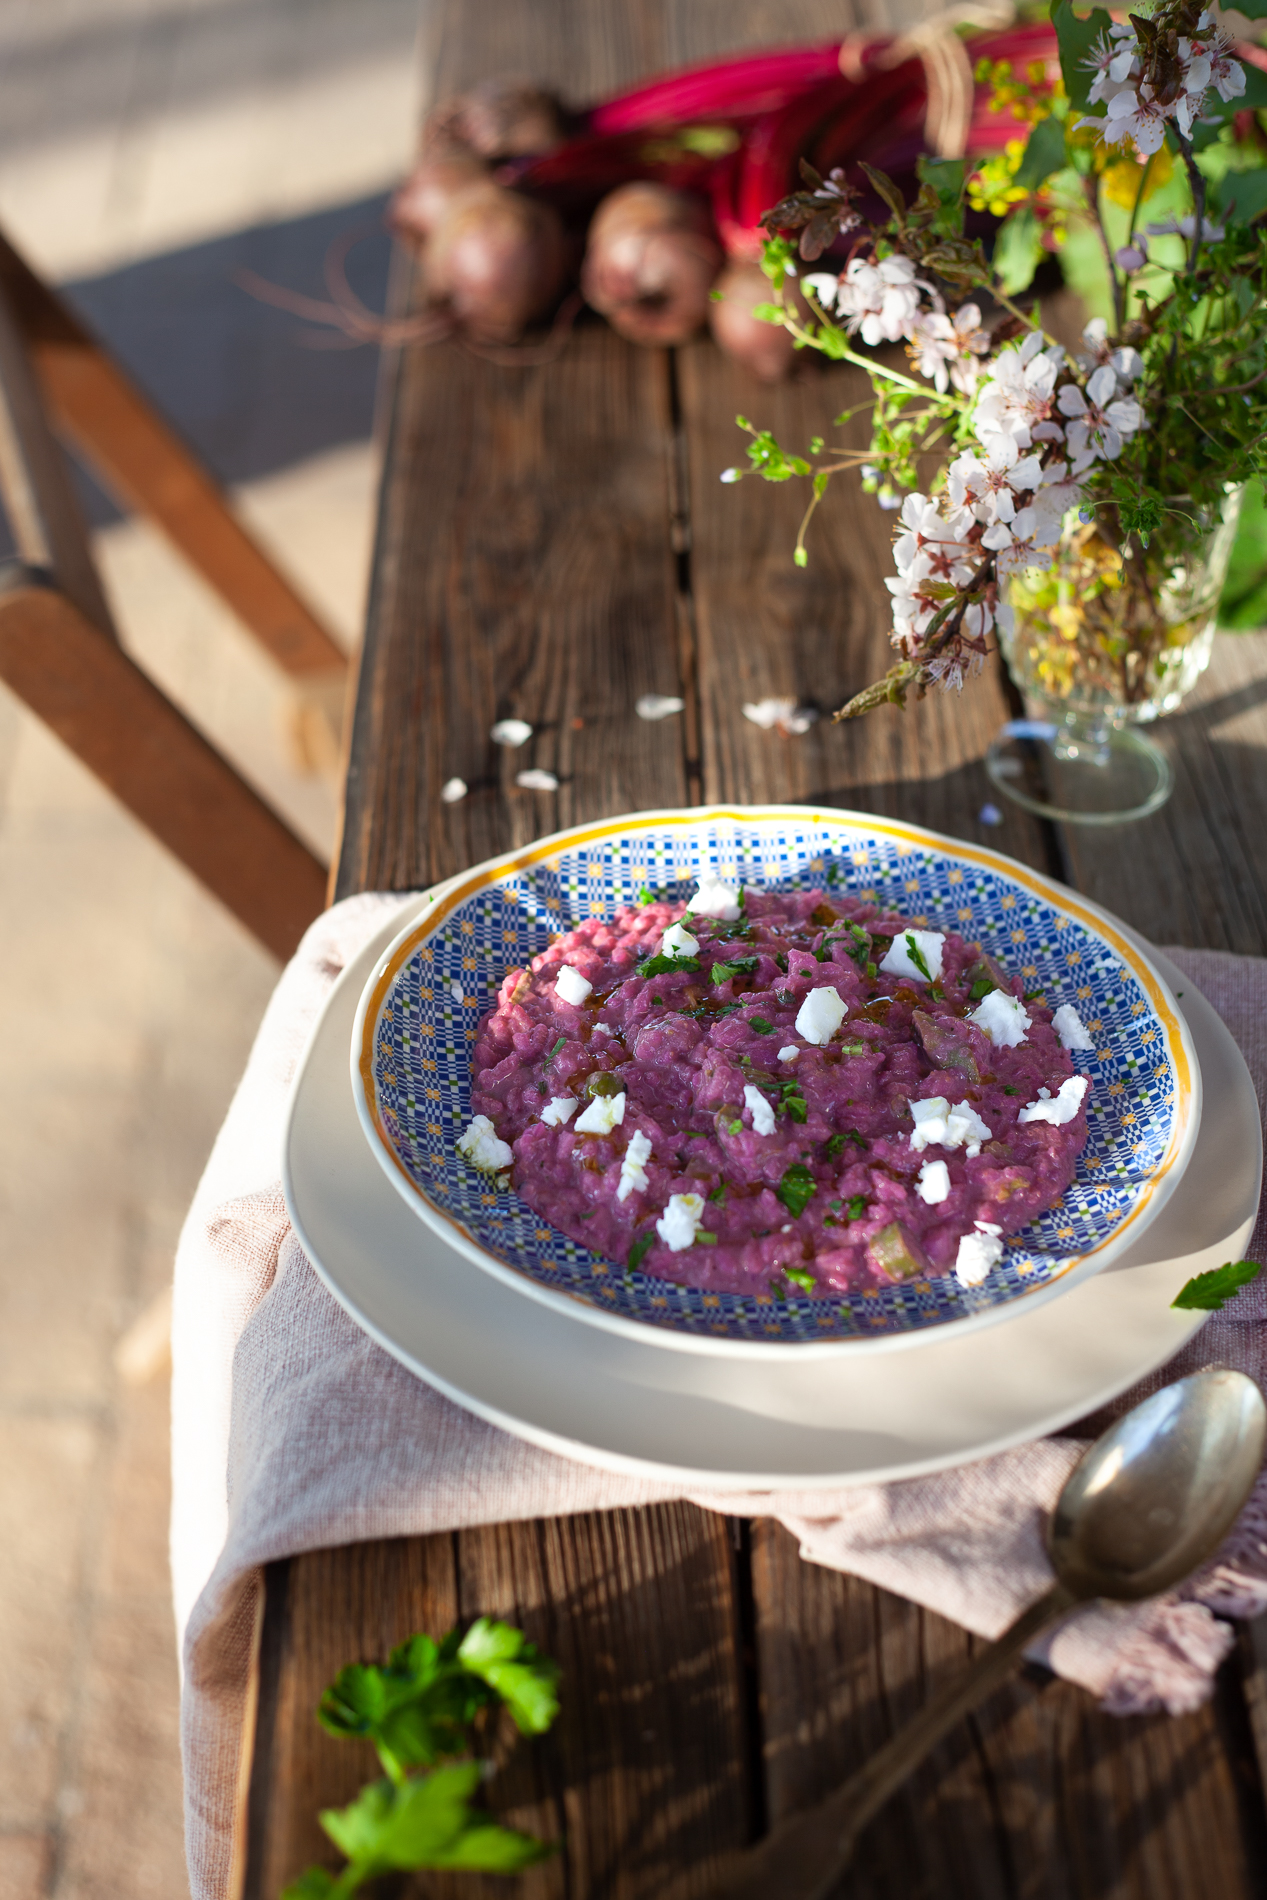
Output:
440,777,468,803
491,718,533,746
636,694,685,720
516,769,559,791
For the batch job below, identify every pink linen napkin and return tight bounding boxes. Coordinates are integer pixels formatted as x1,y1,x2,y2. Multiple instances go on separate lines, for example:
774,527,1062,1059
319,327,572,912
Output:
171,894,1267,1900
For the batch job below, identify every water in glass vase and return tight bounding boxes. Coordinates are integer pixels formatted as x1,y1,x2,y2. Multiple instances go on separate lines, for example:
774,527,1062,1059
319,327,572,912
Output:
987,490,1242,825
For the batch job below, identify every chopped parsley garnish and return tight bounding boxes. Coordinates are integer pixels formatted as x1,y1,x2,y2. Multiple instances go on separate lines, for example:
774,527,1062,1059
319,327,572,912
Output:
776,953,788,972
1024,990,1045,1001
866,962,878,978
748,1016,774,1034
825,1130,866,1157
969,978,996,1001
844,924,871,969
1003,1085,1019,1096
1172,1259,1262,1310
685,1130,709,1138
637,885,655,905
904,933,933,982
711,956,759,986
826,862,839,884
784,1265,817,1294
840,1041,867,1056
843,1194,867,1220
772,1282,786,1303
813,945,832,963
780,1080,808,1124
641,952,700,978
776,1163,816,1218
696,1231,717,1245
725,1117,743,1135
708,1184,726,1204
829,1198,842,1211
548,1036,566,1057
627,1233,654,1272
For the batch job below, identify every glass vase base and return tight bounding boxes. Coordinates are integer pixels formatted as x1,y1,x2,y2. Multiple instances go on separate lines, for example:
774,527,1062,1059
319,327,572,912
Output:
985,717,1173,826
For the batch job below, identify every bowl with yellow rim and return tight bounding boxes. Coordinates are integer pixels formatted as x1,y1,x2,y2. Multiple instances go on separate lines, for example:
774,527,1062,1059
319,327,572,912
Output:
350,806,1200,1355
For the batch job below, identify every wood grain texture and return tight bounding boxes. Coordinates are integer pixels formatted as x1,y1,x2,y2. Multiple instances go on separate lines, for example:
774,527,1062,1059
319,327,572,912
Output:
246,1508,750,1900
752,1520,1267,1900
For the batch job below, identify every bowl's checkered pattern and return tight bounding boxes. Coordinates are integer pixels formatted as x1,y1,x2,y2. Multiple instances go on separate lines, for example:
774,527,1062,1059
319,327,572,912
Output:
359,811,1192,1345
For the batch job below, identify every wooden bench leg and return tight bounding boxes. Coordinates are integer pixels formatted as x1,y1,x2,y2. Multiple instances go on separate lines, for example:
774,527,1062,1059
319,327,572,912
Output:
0,568,328,959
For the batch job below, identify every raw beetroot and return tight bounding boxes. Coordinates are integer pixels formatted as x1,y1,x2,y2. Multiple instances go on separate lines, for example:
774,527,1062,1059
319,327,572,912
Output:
425,182,572,343
581,183,722,346
708,260,805,381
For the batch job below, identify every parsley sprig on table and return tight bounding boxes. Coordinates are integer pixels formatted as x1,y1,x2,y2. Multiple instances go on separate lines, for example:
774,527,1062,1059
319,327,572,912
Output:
283,1620,560,1897
1172,1260,1262,1312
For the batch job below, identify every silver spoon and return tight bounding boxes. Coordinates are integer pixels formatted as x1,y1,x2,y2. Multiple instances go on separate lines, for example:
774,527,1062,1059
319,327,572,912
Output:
708,1370,1267,1900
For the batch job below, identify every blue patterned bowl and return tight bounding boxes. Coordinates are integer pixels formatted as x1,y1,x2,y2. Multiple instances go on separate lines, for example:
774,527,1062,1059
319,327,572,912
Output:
351,807,1200,1355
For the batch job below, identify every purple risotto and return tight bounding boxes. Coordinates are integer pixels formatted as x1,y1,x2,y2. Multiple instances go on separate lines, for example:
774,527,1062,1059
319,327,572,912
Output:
463,878,1093,1298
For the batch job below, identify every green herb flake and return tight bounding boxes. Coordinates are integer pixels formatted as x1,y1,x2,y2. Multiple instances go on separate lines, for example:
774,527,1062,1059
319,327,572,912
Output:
627,1233,654,1273
969,978,996,1001
844,1194,867,1220
772,1282,787,1303
696,1231,718,1245
776,1163,816,1218
1003,1085,1019,1096
825,1133,845,1157
1024,990,1045,1002
637,885,655,905
711,955,760,986
725,1117,744,1135
641,952,700,978
784,1265,817,1294
709,1184,727,1204
904,932,933,982
1172,1259,1262,1311
548,1036,566,1058
748,1016,775,1034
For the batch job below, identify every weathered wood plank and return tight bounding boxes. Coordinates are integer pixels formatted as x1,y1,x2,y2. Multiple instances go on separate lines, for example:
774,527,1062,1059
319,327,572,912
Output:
245,1508,750,1900
675,339,1062,879
751,1520,1267,1900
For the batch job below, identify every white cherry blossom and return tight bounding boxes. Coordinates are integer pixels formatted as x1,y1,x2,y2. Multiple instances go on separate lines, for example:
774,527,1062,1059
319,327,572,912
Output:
833,254,928,347
948,436,1044,526
1057,371,1144,471
973,335,1065,449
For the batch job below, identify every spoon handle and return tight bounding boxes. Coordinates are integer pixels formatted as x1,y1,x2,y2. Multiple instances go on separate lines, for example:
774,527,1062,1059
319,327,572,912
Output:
705,1581,1075,1900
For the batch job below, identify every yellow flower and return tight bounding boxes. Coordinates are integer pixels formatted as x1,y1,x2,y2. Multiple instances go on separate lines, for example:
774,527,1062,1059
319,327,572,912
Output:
1101,144,1173,209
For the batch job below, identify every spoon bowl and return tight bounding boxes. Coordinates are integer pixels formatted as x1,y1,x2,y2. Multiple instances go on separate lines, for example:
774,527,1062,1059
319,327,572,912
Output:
1049,1370,1267,1602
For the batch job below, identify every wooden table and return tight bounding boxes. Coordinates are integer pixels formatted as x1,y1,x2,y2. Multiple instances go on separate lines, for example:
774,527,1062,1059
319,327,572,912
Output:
244,3,1267,1893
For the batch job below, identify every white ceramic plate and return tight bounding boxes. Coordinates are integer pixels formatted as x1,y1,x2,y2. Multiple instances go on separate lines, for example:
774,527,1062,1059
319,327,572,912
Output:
285,897,1258,1490
350,807,1201,1355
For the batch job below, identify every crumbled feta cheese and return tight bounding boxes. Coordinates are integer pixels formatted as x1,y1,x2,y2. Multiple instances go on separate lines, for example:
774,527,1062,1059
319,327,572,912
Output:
617,1129,653,1201
440,777,467,803
908,1095,992,1157
955,1221,1004,1287
540,1096,578,1127
635,694,685,720
743,1084,776,1136
661,921,699,957
491,718,532,747
456,1115,513,1173
1018,1075,1089,1126
1052,1004,1094,1052
968,989,1031,1048
687,873,742,920
777,1045,799,1062
554,965,593,1006
656,1191,705,1251
516,768,559,791
574,1091,627,1135
917,1158,951,1205
880,929,946,984
795,986,847,1045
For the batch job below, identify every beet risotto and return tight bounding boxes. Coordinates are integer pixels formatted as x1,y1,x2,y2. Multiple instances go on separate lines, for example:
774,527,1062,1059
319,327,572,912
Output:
462,876,1093,1298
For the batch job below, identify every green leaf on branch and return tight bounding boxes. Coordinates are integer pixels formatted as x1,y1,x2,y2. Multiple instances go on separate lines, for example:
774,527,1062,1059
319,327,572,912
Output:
916,153,966,211
991,207,1046,296
1172,1259,1262,1310
1052,0,1115,113
1014,114,1069,192
280,1871,339,1900
1211,166,1267,227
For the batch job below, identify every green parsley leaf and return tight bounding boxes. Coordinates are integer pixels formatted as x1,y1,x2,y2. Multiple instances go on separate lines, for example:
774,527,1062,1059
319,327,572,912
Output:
840,1041,867,1056
904,932,933,982
637,885,655,905
711,956,760,986
748,1016,774,1034
548,1036,566,1057
709,1184,726,1204
776,1163,816,1218
784,1265,818,1294
825,1133,845,1157
1171,1259,1262,1311
1003,1085,1019,1096
627,1233,654,1272
725,1117,744,1135
780,1084,808,1124
1024,990,1044,1001
826,862,839,884
844,1194,867,1220
457,1620,560,1735
640,953,700,978
696,1231,717,1245
772,1281,786,1303
969,978,996,1001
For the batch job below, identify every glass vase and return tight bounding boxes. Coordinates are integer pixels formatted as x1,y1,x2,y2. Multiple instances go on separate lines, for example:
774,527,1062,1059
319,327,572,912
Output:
986,488,1242,825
